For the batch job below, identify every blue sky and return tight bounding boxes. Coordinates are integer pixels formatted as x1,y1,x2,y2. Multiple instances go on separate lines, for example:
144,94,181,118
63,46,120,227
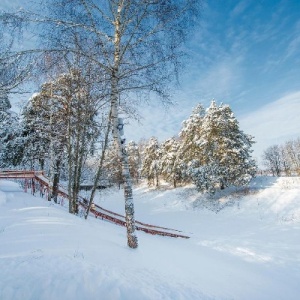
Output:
126,0,300,165
2,0,300,165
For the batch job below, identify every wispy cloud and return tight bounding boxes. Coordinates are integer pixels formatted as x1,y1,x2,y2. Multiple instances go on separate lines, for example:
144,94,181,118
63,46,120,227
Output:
239,91,300,165
126,102,186,143
286,36,300,59
186,61,242,104
230,0,249,17
0,0,24,11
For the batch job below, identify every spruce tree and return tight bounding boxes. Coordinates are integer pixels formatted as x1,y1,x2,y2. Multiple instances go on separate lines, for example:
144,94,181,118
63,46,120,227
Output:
141,137,161,187
0,94,23,167
160,137,183,187
188,101,257,193
178,104,205,165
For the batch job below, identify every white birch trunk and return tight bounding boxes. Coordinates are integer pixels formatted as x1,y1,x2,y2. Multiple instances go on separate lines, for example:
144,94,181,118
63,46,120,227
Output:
111,88,138,249
110,2,138,248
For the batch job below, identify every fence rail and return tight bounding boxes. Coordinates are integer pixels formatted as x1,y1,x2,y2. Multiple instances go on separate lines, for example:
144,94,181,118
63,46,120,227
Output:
0,170,190,239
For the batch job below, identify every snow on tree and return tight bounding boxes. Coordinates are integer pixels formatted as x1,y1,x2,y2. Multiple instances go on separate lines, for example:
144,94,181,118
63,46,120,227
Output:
173,104,206,184
2,0,202,249
188,101,257,193
284,138,300,175
141,137,161,187
262,145,282,176
0,93,23,167
178,104,205,165
160,137,183,188
0,93,11,111
103,145,123,188
0,22,33,97
21,69,100,211
21,93,51,170
262,138,300,176
126,141,141,184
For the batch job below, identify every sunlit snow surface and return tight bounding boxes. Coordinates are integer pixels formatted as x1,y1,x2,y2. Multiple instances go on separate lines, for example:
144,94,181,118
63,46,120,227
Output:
1,177,300,300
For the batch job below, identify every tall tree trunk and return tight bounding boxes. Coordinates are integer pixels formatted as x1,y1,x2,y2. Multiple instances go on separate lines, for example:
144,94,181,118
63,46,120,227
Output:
110,80,138,249
109,3,138,248
155,163,159,188
67,101,75,214
73,119,88,212
39,158,44,171
52,159,61,203
71,123,82,211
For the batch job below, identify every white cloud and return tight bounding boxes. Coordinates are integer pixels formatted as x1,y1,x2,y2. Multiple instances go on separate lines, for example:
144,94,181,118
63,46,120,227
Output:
0,1,24,10
126,91,300,169
125,102,188,143
285,34,300,60
239,91,300,166
199,62,238,97
231,0,249,17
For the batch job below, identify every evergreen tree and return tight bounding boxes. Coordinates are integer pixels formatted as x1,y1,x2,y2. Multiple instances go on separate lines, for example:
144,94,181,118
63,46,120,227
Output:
178,104,205,165
188,101,256,193
0,94,23,167
21,93,51,170
160,137,183,187
127,141,141,184
141,137,161,187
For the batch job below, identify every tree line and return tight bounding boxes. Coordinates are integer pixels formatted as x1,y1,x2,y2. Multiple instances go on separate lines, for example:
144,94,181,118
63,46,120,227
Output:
262,138,300,176
140,101,257,194
95,101,257,195
1,93,257,195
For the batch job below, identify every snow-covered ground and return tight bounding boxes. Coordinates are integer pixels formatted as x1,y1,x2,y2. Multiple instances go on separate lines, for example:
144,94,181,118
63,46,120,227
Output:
1,176,300,300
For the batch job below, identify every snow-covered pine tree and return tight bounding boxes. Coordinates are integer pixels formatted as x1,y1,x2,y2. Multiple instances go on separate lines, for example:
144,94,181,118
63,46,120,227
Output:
188,101,257,193
0,94,13,153
21,93,51,170
178,104,205,165
141,137,161,187
0,93,23,167
160,137,183,187
173,104,206,184
0,93,11,111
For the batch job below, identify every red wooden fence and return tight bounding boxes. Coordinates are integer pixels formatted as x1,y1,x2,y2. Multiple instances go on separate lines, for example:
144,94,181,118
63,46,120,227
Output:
0,170,190,239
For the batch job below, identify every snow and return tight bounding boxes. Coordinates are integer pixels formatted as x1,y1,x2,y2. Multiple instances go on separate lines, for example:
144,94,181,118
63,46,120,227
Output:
1,177,300,300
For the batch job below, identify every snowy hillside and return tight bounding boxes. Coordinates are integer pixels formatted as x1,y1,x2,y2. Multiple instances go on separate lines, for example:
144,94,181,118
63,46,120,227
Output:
1,177,300,300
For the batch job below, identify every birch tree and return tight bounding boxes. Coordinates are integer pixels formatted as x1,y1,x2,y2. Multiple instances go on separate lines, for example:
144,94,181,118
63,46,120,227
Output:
0,12,38,98
262,145,282,176
2,0,201,248
22,68,100,211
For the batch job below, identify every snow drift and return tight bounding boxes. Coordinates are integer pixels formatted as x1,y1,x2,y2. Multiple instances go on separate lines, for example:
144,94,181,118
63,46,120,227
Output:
0,176,300,300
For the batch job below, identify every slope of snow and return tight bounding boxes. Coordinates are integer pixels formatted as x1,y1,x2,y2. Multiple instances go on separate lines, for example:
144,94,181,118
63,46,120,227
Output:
1,177,300,300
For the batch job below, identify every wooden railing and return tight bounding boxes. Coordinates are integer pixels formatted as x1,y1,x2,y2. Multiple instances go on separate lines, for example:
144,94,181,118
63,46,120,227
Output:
0,170,190,239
